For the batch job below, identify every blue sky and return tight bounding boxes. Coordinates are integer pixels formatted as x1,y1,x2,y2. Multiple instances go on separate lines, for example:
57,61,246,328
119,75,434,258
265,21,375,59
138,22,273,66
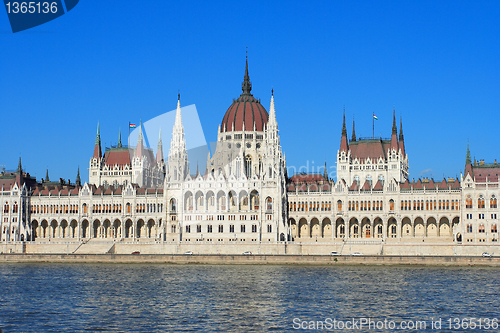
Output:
1,1,499,183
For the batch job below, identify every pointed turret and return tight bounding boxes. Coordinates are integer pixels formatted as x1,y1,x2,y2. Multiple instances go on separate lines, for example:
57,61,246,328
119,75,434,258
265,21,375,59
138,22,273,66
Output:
268,89,277,127
323,162,328,180
464,142,473,177
45,169,50,182
168,94,188,182
390,108,398,151
241,51,252,95
156,128,164,164
118,129,122,148
351,118,356,142
135,120,144,158
75,167,81,187
93,122,102,159
340,110,349,152
399,116,405,157
17,157,22,174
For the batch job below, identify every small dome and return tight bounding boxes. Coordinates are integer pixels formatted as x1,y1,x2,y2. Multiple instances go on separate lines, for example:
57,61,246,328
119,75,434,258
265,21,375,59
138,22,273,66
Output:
221,59,268,132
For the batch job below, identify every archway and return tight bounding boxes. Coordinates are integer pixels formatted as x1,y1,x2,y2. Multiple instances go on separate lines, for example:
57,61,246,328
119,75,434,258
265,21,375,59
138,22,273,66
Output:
298,218,308,238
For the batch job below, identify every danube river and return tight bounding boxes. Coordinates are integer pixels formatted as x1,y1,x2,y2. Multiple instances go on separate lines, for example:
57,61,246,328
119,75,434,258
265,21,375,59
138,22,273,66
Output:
0,264,499,332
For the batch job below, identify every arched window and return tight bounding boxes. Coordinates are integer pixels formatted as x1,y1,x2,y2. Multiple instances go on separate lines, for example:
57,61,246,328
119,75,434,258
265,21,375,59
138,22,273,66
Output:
170,199,176,212
478,196,485,209
266,197,273,211
479,224,485,233
337,200,342,211
126,203,131,214
245,155,252,178
490,196,497,208
466,196,472,209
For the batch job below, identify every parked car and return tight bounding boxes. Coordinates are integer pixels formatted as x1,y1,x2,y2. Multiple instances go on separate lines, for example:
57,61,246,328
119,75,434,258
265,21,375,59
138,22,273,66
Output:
330,251,341,256
131,251,140,255
242,251,252,255
184,251,193,255
352,252,363,256
482,252,492,257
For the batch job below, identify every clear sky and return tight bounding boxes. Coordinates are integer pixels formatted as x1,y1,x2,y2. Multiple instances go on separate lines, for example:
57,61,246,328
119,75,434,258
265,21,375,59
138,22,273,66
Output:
1,1,499,183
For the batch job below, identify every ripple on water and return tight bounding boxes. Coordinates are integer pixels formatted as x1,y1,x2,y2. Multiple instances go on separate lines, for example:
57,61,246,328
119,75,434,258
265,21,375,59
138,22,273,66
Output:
0,264,499,332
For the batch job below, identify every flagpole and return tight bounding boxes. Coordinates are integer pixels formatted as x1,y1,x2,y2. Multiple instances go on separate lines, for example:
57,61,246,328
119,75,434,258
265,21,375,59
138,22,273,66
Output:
128,122,130,148
373,114,374,139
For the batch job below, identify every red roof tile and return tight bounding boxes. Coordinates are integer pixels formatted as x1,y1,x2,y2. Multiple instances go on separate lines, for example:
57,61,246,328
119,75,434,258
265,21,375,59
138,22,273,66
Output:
438,179,448,190
349,181,359,191
373,180,383,190
349,140,391,161
104,149,131,167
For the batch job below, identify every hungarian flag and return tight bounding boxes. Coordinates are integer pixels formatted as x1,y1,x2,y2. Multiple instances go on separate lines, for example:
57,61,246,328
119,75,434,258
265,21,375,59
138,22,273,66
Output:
373,114,378,120
129,123,136,129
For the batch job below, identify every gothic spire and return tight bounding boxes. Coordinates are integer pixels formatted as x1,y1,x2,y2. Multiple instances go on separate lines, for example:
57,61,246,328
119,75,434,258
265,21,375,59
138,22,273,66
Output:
135,120,144,158
156,128,164,164
75,167,81,187
241,50,252,95
118,129,122,148
399,116,405,157
351,118,356,142
390,108,398,152
17,157,22,174
392,108,397,135
93,122,102,159
466,142,471,165
340,109,349,153
399,116,404,141
45,169,50,182
323,162,328,180
342,108,347,137
268,89,277,127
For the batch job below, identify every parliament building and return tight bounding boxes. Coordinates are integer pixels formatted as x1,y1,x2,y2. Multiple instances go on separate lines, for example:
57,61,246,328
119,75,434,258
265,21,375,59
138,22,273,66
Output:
0,60,498,255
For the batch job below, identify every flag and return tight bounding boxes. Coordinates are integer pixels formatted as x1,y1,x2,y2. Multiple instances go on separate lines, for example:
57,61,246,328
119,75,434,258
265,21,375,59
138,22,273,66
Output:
373,114,378,120
129,123,136,129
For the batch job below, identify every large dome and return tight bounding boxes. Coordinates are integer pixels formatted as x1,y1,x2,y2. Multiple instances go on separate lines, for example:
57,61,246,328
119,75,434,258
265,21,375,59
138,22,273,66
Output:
220,59,268,132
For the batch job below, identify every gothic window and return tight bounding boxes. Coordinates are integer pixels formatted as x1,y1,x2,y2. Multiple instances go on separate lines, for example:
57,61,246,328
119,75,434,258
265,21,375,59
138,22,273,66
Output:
229,224,234,233
170,199,176,212
171,225,176,233
492,224,498,233
240,224,246,233
245,155,252,178
479,224,485,233
353,176,360,185
218,225,223,233
207,225,212,233
236,157,241,178
389,199,394,211
266,197,273,211
186,225,191,233
267,224,272,233
252,224,257,233
337,200,342,211
478,196,485,209
466,196,472,209
196,225,201,233
491,196,497,208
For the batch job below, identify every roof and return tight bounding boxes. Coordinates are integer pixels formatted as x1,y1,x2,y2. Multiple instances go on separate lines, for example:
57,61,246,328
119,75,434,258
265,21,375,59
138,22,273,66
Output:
221,95,268,132
220,60,269,132
348,139,391,161
472,165,500,182
104,148,131,167
289,174,326,183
